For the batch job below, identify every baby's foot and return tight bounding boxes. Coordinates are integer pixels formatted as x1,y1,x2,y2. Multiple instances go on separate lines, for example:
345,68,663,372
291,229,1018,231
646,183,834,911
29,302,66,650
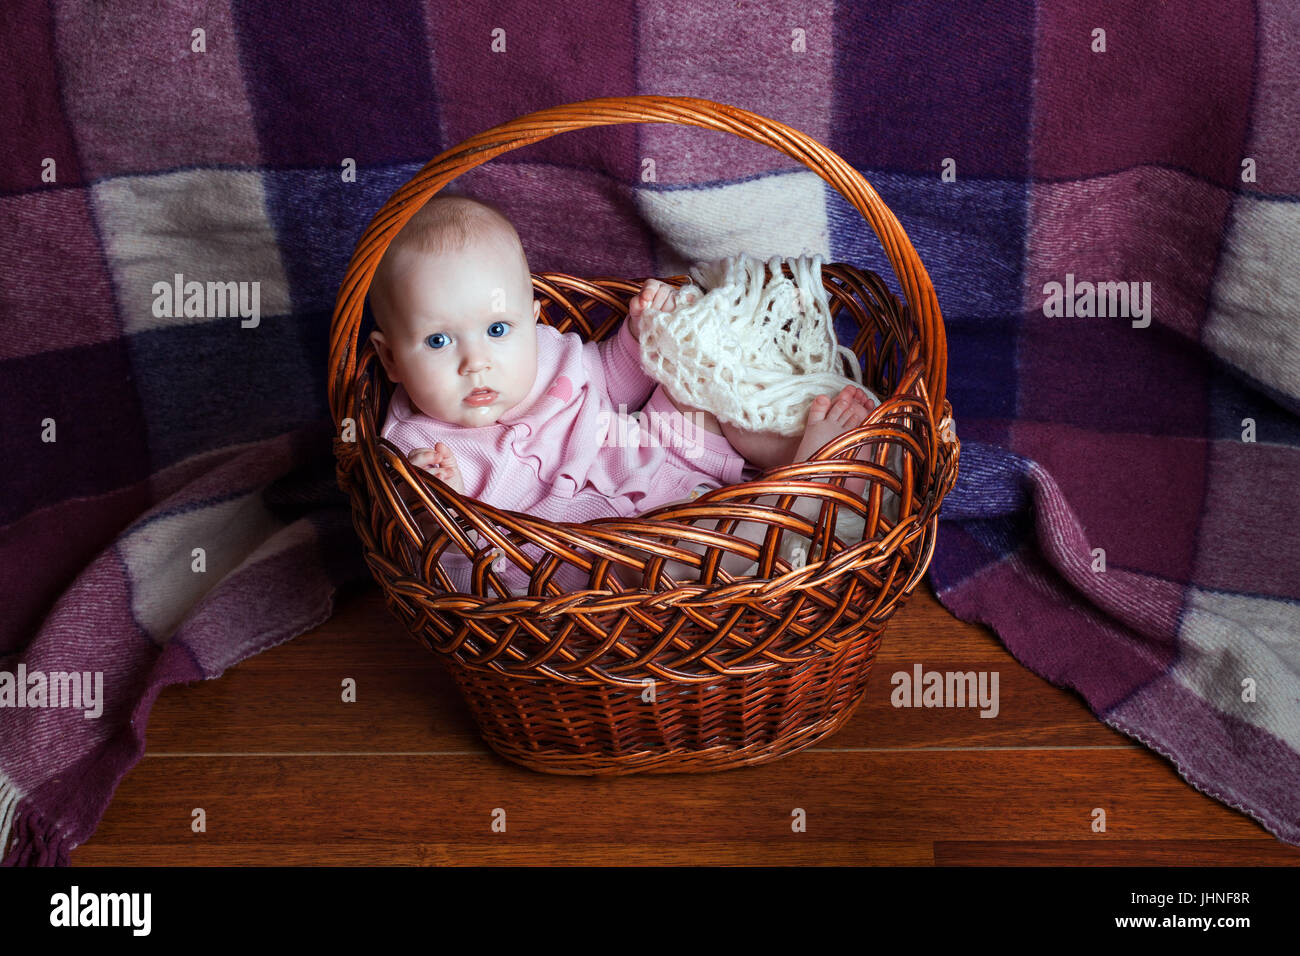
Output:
409,442,464,494
627,278,692,339
793,385,877,499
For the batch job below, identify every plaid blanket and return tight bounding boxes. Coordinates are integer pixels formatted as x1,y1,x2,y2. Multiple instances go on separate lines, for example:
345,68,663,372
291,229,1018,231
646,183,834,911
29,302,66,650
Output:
2,0,1296,864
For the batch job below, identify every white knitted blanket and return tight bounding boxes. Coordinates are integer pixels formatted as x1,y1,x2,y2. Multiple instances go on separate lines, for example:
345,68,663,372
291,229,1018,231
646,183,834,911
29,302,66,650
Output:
637,253,874,436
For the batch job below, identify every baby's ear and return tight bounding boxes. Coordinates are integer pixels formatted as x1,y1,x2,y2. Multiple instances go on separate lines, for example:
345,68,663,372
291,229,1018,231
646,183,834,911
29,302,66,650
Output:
369,329,398,382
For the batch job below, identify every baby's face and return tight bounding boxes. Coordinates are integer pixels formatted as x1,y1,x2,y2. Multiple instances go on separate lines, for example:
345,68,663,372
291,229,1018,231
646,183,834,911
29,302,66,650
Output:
370,240,541,427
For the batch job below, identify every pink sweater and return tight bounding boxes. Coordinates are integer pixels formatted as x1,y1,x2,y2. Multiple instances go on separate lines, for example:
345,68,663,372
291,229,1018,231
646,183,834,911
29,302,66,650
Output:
380,319,747,593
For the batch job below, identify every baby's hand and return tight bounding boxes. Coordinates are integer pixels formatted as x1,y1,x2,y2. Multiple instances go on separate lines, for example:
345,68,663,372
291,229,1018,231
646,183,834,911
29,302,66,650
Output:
408,443,464,494
628,278,692,340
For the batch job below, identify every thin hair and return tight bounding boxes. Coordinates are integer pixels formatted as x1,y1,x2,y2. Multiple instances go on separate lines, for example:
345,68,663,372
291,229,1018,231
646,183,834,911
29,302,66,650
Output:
369,193,526,331
390,194,517,258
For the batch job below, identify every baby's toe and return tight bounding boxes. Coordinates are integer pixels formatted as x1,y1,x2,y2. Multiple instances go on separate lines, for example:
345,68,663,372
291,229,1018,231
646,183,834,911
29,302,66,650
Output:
829,390,859,423
806,393,832,423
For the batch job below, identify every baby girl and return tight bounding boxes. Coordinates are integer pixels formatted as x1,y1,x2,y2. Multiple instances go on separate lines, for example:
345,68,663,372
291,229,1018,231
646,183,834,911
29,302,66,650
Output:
368,194,878,593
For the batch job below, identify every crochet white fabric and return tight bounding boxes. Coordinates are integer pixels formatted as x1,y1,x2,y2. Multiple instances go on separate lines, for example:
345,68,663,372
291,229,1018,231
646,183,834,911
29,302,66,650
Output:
637,252,875,437
637,251,903,555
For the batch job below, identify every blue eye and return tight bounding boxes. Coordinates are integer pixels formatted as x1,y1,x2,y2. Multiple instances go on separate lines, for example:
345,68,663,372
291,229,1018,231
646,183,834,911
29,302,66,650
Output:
488,322,508,337
425,333,448,349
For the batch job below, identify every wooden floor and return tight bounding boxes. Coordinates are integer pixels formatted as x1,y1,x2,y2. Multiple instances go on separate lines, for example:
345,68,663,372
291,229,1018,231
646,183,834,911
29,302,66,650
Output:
73,579,1300,866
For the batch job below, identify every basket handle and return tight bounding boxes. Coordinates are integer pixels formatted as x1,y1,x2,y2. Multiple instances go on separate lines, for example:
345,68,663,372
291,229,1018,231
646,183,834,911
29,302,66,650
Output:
328,94,947,431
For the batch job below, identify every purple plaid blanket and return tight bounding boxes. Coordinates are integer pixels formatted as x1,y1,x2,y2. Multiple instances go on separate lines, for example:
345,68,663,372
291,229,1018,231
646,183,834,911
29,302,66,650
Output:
2,0,1296,864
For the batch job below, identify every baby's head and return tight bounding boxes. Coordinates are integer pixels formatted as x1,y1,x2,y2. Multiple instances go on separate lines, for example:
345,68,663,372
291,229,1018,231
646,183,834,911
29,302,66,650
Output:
368,194,541,427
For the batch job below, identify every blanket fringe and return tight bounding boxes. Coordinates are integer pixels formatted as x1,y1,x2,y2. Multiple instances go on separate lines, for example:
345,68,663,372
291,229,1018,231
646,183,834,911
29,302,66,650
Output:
0,780,71,867
0,774,17,863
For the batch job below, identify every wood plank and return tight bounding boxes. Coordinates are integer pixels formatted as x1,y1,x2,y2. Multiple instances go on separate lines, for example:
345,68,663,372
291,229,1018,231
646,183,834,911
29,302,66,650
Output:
79,750,1292,855
70,841,935,866
936,840,1300,866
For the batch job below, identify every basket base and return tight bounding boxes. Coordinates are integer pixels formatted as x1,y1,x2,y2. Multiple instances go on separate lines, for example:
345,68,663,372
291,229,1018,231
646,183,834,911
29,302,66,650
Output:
444,631,883,775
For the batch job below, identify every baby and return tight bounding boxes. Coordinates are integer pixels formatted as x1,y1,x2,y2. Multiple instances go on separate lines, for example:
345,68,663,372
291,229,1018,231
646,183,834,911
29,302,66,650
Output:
368,194,879,593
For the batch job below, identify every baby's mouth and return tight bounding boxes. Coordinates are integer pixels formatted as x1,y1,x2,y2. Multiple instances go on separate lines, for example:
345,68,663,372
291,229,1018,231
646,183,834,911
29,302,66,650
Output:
465,387,498,407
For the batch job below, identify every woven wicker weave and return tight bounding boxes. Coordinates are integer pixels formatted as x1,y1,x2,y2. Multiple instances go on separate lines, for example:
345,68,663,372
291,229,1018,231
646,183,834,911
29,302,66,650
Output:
329,95,960,774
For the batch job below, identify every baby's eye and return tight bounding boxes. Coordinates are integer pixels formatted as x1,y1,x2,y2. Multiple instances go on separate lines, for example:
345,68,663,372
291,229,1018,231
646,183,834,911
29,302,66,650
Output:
425,332,449,350
487,322,509,338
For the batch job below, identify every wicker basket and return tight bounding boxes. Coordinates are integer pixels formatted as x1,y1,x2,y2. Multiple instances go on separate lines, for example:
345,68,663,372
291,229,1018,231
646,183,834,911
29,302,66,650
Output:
329,95,959,774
